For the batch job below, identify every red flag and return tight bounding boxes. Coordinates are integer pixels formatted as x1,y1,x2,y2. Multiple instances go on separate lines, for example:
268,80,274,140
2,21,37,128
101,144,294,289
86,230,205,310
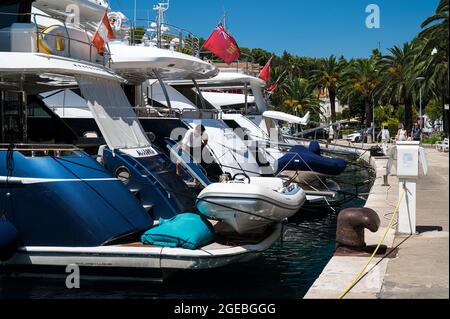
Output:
92,11,115,55
259,57,273,82
266,81,278,94
203,23,240,64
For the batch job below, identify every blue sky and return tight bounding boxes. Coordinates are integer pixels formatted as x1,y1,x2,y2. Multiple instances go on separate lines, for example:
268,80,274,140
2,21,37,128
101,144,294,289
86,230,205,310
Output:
108,0,438,58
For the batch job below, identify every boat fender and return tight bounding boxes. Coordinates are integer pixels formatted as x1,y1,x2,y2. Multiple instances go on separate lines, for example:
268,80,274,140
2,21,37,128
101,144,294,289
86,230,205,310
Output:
0,219,18,262
336,208,380,249
108,12,125,32
309,141,321,156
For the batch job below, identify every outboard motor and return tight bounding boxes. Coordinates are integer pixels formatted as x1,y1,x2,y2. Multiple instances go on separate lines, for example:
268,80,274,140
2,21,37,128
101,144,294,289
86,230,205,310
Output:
0,219,18,262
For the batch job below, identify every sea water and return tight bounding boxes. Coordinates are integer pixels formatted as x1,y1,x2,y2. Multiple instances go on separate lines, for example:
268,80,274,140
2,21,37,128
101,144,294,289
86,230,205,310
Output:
0,162,374,299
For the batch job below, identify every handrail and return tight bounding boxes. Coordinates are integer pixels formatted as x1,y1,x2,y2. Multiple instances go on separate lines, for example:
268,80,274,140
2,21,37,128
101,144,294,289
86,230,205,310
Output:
0,11,111,66
124,18,200,56
0,144,79,151
199,51,260,76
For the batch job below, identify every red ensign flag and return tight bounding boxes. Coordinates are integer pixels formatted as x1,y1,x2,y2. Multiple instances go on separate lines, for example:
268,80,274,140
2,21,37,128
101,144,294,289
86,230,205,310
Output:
259,57,273,82
203,23,240,64
92,11,115,55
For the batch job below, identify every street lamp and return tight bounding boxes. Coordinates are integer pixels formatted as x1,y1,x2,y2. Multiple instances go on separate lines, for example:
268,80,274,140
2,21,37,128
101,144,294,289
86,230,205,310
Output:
416,77,425,128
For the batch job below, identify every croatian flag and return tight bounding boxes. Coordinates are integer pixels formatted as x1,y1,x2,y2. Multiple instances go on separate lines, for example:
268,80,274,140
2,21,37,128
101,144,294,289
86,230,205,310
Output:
92,11,115,55
203,23,241,64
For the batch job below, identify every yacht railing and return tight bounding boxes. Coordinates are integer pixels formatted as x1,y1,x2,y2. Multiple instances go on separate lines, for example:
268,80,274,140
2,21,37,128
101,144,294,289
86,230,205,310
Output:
0,143,79,151
0,11,111,66
125,19,200,57
132,107,222,120
0,143,80,158
199,52,260,76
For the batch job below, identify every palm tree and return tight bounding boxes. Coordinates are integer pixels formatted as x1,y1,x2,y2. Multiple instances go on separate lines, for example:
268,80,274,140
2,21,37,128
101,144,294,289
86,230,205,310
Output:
282,78,321,117
268,65,289,107
310,55,342,123
377,43,418,130
341,59,380,128
416,0,449,134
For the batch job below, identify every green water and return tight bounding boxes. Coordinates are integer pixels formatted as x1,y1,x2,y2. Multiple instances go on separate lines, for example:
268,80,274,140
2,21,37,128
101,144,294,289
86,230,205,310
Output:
0,162,374,299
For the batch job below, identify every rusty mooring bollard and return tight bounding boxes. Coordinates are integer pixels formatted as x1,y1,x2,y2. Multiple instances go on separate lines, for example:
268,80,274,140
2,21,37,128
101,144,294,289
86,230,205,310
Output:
336,208,380,249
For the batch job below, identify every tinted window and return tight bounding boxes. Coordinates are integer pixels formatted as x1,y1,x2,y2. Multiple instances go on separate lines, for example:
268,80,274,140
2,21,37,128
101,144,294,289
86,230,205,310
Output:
0,1,32,29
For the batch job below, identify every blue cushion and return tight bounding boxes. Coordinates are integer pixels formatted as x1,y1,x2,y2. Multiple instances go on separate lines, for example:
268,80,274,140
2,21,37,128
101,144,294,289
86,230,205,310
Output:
141,213,215,250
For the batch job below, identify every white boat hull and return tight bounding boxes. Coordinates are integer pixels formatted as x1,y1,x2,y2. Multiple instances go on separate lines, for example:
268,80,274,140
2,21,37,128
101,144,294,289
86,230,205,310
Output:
196,180,306,234
3,225,282,277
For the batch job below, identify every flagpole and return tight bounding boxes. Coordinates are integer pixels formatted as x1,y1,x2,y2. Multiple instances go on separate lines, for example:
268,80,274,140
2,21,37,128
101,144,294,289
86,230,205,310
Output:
223,11,227,31
134,0,137,26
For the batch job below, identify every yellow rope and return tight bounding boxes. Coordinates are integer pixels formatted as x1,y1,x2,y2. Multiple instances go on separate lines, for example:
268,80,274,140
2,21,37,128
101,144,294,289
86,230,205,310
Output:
338,187,406,299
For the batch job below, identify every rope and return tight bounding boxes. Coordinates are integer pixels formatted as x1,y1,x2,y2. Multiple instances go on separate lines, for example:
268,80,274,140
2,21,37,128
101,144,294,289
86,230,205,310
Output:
338,187,406,299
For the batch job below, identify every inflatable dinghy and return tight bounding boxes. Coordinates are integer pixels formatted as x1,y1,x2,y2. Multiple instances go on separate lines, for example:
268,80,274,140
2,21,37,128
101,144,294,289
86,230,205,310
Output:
276,141,347,176
196,177,306,235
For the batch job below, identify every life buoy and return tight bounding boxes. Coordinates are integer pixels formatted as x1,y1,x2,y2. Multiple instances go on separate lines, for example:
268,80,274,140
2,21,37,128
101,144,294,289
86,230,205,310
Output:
38,25,69,55
108,12,126,32
0,219,18,262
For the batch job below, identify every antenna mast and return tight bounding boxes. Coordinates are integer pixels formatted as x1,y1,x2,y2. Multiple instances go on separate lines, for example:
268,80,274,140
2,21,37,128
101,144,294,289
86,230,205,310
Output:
154,0,170,27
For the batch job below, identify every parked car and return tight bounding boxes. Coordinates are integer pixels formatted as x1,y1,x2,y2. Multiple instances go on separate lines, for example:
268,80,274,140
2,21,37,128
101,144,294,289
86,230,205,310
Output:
346,129,364,143
346,127,381,143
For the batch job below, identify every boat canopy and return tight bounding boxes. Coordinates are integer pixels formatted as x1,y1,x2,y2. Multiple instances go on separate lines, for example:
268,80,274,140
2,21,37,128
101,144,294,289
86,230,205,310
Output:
109,42,218,84
201,92,256,110
168,72,266,88
146,80,197,110
33,0,108,22
167,72,269,113
263,111,311,126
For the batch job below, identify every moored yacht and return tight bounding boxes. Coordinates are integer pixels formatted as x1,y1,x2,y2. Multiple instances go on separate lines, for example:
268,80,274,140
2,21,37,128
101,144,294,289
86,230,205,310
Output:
152,73,347,200
0,0,284,279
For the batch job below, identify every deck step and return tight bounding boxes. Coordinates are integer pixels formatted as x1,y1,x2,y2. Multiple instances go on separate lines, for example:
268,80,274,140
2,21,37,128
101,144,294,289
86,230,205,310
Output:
130,188,140,196
143,205,153,213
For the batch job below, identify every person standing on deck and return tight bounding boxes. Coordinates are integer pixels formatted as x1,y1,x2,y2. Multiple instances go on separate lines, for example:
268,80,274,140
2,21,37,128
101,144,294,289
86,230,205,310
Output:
181,124,209,163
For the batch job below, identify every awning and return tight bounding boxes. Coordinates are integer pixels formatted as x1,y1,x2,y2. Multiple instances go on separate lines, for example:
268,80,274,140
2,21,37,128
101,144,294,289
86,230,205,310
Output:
263,111,310,125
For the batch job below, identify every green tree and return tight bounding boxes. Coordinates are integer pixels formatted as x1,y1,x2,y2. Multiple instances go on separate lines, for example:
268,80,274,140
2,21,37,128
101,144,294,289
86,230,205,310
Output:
341,59,380,127
377,43,418,130
416,0,449,135
310,55,342,123
281,78,321,117
128,26,146,44
425,99,443,124
374,105,393,125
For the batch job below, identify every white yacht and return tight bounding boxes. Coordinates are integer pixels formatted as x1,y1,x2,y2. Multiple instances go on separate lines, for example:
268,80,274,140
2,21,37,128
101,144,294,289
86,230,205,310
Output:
0,0,286,280
150,73,345,200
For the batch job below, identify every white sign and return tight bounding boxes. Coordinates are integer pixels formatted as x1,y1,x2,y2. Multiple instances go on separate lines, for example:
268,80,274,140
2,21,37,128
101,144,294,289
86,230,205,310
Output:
120,147,157,158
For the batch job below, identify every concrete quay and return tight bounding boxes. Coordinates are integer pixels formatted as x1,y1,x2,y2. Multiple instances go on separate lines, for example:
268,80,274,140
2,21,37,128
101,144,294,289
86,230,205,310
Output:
304,144,449,299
